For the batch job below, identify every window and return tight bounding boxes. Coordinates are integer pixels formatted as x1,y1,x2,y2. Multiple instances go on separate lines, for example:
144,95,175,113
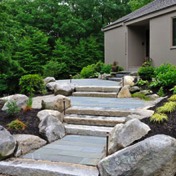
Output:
173,18,176,46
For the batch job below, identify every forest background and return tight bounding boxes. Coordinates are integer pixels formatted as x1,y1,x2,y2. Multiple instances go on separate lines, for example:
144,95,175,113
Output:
0,0,152,95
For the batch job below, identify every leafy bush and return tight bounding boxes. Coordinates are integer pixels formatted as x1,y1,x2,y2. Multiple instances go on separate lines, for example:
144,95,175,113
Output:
154,63,176,88
157,87,165,97
150,113,168,123
72,74,82,79
6,101,20,117
132,92,151,101
7,119,26,130
136,79,149,86
138,66,155,80
19,74,46,95
117,66,124,72
157,101,176,113
168,95,176,101
80,64,96,78
94,61,104,72
101,64,111,74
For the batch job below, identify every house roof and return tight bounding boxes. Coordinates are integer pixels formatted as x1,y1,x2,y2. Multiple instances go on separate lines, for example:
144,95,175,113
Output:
103,0,176,29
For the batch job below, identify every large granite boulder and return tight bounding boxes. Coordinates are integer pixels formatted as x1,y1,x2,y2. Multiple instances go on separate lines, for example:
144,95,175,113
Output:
54,83,73,96
123,75,135,86
39,115,65,143
41,95,71,113
43,77,56,85
37,109,63,122
2,94,28,111
117,85,131,98
98,135,176,176
108,119,150,154
13,134,47,156
0,126,16,160
46,82,57,91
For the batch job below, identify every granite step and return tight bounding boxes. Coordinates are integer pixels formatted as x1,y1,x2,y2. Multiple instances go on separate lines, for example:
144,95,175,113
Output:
72,92,117,98
65,124,113,137
66,107,132,117
64,114,127,127
75,86,121,92
0,158,99,176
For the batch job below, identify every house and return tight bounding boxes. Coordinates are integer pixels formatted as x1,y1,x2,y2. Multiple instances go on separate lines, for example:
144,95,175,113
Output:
102,0,176,71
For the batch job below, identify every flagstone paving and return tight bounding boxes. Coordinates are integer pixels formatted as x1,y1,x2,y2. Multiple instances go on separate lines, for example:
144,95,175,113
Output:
22,135,106,166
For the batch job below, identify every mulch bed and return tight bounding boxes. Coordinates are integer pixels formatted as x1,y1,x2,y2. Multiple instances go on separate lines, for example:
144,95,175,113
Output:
141,97,176,139
0,100,41,137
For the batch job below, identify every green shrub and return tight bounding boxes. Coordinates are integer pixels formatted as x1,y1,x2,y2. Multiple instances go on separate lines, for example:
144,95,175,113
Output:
7,119,26,130
94,61,104,72
101,64,111,74
150,113,168,123
117,66,124,72
157,87,165,97
154,63,176,88
19,74,46,95
136,79,149,86
80,64,95,78
6,101,20,117
157,101,176,113
168,95,176,101
72,73,82,79
132,92,151,101
142,59,152,67
138,66,155,80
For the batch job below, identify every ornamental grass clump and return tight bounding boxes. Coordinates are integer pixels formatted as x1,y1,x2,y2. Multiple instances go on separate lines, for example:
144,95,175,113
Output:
132,92,151,101
23,97,33,112
157,101,176,113
7,119,26,131
168,94,176,102
150,113,168,123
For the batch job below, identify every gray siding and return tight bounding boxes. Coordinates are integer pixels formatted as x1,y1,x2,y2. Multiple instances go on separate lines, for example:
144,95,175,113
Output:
150,11,176,66
104,26,127,69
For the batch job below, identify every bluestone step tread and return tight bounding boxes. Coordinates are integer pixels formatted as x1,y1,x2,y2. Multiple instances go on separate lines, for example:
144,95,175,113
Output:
72,92,117,98
65,124,113,137
64,114,127,126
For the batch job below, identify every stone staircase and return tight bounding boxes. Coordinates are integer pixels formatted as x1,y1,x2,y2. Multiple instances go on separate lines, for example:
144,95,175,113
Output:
72,86,121,98
107,71,131,82
64,107,132,137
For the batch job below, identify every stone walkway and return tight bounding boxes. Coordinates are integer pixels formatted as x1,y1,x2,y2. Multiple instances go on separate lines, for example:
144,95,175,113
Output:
22,135,106,166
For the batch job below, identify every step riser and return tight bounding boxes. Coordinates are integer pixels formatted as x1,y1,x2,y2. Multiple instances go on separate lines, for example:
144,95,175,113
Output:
64,118,126,127
66,109,131,117
75,86,120,92
65,126,113,137
72,92,117,98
